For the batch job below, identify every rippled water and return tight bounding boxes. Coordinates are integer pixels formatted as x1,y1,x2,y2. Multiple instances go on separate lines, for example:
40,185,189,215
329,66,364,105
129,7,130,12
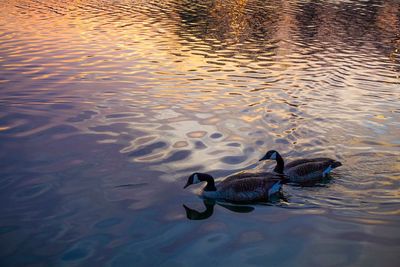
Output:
0,0,399,266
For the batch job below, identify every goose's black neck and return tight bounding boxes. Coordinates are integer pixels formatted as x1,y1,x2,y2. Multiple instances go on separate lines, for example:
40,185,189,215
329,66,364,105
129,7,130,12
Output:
199,173,217,191
273,153,285,174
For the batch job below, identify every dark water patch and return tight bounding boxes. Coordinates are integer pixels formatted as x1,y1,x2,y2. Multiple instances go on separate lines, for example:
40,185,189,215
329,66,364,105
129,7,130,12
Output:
255,140,264,146
160,150,192,163
275,138,290,144
220,155,248,165
194,140,207,149
227,142,241,147
210,132,223,139
128,141,167,158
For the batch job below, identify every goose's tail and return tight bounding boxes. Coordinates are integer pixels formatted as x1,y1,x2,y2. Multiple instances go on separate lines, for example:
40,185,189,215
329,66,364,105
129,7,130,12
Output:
331,161,342,169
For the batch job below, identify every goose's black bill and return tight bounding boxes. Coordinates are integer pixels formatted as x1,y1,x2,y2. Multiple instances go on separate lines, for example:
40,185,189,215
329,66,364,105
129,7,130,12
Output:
332,161,342,168
183,181,190,189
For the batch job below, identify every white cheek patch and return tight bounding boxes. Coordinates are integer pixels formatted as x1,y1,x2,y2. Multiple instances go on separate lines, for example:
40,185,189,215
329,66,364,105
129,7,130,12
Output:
193,174,200,184
271,152,277,160
322,166,333,177
268,181,281,197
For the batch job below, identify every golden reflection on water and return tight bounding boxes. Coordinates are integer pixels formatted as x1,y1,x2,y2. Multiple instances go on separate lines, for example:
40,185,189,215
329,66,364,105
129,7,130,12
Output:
0,0,399,211
0,1,400,266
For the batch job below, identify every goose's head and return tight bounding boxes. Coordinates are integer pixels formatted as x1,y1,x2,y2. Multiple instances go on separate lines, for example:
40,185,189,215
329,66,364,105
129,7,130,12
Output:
184,173,214,189
184,173,201,189
259,150,279,161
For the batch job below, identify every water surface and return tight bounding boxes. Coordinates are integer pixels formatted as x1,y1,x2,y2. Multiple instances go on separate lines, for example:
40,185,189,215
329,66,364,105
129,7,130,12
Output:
0,0,399,266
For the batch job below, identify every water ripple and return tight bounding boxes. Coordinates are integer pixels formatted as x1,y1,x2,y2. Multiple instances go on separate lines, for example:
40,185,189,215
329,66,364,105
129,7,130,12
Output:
1,0,399,266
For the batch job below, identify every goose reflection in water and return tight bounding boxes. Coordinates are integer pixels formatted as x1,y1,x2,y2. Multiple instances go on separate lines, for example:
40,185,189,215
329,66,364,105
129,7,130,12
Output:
183,199,254,220
183,193,285,221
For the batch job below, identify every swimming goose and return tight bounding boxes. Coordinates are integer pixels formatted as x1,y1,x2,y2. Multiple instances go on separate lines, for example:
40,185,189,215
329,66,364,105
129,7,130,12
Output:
183,171,285,203
259,150,342,183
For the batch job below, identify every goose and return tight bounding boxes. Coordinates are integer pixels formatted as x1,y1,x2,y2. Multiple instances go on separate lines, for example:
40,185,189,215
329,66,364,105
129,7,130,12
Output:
259,150,342,183
183,170,285,203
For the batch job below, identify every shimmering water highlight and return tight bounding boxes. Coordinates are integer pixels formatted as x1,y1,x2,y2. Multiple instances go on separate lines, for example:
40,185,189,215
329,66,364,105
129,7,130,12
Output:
0,0,399,266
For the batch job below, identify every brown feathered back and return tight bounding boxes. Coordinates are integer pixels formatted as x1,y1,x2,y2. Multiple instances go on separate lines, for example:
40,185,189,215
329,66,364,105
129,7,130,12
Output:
222,170,284,183
216,177,281,202
285,158,334,169
285,159,340,183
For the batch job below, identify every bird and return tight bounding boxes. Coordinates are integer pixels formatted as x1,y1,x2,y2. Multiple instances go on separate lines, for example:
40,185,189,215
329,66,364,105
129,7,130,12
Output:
183,170,285,203
259,150,342,184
